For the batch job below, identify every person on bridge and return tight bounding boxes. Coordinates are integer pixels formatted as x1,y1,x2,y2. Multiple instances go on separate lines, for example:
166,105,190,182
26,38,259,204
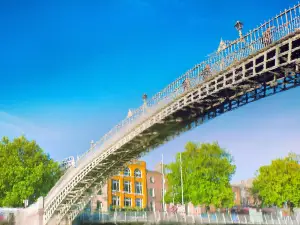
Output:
263,27,273,47
182,78,190,91
202,64,211,79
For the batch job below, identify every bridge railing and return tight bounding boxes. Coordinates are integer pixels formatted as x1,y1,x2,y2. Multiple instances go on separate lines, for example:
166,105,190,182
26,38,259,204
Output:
65,3,300,175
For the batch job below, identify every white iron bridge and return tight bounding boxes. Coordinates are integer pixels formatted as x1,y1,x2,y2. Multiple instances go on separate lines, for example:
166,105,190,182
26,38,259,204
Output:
17,3,300,225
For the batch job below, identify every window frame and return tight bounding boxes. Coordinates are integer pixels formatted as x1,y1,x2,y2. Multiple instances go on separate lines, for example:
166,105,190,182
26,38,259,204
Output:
135,198,142,208
124,197,132,207
124,167,131,176
135,181,142,194
112,195,120,206
124,180,131,193
134,168,142,178
150,176,155,183
112,179,119,192
149,188,155,197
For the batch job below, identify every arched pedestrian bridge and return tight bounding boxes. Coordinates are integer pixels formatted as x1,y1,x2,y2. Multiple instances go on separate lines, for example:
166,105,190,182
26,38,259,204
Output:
19,4,300,225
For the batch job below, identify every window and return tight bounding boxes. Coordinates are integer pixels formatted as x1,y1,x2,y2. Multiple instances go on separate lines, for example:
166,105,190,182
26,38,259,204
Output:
124,180,131,193
135,182,142,194
112,179,119,192
135,198,142,208
124,167,131,176
96,200,102,209
149,188,155,197
150,176,155,183
124,197,131,207
150,201,155,211
134,169,141,178
112,196,119,206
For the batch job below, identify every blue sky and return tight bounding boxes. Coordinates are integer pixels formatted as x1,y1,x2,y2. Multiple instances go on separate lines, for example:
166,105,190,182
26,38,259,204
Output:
0,0,299,182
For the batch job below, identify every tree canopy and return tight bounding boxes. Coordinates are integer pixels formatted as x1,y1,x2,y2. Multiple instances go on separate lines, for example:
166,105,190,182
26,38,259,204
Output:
164,142,236,208
252,153,300,207
0,136,62,207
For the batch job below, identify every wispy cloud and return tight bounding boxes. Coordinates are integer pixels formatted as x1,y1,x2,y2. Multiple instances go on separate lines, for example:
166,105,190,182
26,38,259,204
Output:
0,111,51,137
0,111,66,158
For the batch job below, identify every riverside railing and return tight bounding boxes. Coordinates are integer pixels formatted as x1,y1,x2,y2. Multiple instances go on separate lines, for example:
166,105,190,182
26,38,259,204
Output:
74,3,300,164
75,210,300,225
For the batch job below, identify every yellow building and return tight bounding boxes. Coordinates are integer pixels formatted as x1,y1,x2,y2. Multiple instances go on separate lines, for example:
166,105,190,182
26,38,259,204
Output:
107,160,147,209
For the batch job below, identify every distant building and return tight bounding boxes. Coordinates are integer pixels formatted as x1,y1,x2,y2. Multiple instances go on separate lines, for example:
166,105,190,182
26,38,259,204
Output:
90,183,108,212
232,178,256,207
146,170,167,212
232,185,242,206
90,160,255,213
107,160,147,209
60,156,75,171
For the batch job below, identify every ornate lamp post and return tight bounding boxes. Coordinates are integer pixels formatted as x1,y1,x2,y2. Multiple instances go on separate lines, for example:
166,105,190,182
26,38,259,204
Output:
90,140,95,149
142,94,148,114
142,93,148,105
234,21,244,38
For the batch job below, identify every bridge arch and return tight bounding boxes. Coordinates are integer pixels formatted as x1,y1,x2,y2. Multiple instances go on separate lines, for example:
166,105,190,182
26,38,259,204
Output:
37,4,300,225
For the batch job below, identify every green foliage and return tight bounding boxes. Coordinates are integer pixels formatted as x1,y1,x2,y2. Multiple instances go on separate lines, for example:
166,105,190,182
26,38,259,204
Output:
164,142,236,208
0,136,62,207
252,153,300,207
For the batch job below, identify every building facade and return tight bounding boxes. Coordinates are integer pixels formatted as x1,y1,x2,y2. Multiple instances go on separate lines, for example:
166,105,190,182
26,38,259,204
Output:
232,178,256,207
146,170,167,212
90,183,108,212
91,159,255,213
107,160,147,209
232,185,242,206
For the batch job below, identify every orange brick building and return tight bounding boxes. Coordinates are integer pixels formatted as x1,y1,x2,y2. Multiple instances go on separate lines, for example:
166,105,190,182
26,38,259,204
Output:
107,160,147,209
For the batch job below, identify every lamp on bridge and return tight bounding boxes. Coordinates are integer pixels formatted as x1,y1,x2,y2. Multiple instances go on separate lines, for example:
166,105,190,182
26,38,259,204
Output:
90,140,95,149
234,21,243,38
142,93,148,104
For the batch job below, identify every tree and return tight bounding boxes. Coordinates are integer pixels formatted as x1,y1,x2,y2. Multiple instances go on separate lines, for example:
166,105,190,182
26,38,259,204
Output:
0,136,62,207
252,153,300,207
164,142,236,208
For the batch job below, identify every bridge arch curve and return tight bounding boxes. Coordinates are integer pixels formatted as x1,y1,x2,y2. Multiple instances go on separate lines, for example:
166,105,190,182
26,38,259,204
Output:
40,5,300,225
